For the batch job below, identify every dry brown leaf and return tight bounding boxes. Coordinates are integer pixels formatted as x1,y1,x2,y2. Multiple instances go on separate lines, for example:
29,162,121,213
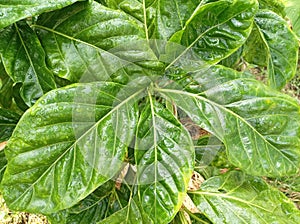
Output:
188,171,204,191
183,211,192,224
0,141,7,151
115,163,130,190
182,194,200,214
180,117,210,140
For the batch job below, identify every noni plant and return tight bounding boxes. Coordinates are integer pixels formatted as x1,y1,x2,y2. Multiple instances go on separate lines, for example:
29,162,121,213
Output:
0,0,300,223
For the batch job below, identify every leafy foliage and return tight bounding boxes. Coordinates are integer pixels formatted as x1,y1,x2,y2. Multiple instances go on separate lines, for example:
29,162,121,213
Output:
244,9,298,89
190,171,300,223
284,0,300,38
0,0,299,223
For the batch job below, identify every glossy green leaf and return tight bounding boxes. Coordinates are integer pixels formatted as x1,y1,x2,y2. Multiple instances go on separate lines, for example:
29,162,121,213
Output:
12,83,30,112
0,0,84,29
1,81,140,214
0,22,56,106
0,150,7,182
135,96,194,223
258,0,286,16
100,0,202,40
219,46,243,68
158,65,300,177
35,1,161,83
99,199,150,224
0,62,13,108
284,0,300,38
244,10,298,89
190,171,300,223
47,181,115,224
0,108,20,142
168,0,258,66
194,136,224,169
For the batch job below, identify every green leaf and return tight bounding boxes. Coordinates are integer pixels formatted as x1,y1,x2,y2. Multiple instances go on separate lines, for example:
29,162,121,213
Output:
244,10,299,89
98,199,150,224
1,81,140,214
0,150,7,183
168,0,258,66
35,1,161,83
194,136,224,169
258,0,286,16
48,181,115,224
190,171,300,223
147,0,202,40
12,83,30,112
0,0,84,29
284,0,300,38
101,0,202,40
219,46,243,69
0,108,20,142
135,96,194,223
158,65,300,177
0,62,13,108
0,22,56,106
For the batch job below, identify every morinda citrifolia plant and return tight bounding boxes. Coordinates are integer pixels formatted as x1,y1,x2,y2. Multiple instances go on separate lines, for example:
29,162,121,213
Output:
0,0,300,223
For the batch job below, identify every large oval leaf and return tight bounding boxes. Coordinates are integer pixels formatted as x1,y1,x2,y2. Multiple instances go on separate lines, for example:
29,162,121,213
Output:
0,0,83,29
135,96,194,223
190,171,300,223
168,0,258,66
244,9,299,89
0,22,56,106
35,1,161,83
158,66,300,177
1,81,140,214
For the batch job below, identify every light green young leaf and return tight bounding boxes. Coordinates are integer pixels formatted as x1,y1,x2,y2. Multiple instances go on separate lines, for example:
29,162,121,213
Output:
135,96,194,223
0,0,84,29
1,81,140,214
0,22,56,106
258,0,286,16
158,66,300,177
284,0,300,38
244,10,299,89
190,171,300,223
